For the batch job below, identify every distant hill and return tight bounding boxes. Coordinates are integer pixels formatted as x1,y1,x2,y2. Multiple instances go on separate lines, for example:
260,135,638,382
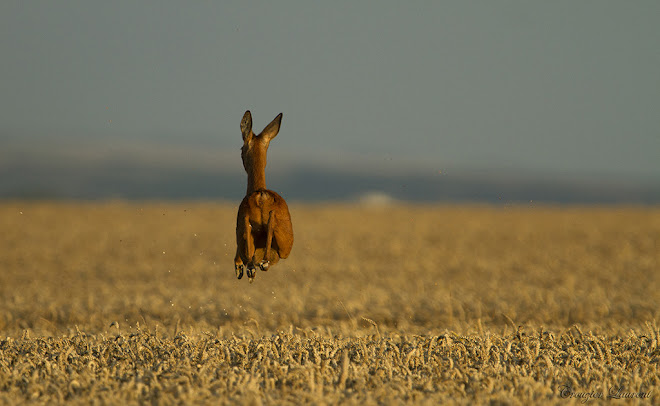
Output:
1,156,658,204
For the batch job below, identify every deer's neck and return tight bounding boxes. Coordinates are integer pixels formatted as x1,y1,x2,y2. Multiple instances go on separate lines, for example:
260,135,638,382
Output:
246,162,267,194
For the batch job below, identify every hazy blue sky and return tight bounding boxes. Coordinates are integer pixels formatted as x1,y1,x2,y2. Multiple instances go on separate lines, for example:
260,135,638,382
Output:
2,1,659,179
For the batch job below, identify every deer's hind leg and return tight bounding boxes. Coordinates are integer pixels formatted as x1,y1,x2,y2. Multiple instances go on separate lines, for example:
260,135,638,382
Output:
273,209,293,260
234,246,244,279
235,213,256,280
234,212,246,279
242,215,257,281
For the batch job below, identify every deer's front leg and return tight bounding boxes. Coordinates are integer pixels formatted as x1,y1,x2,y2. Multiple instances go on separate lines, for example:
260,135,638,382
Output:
243,216,257,281
259,210,275,272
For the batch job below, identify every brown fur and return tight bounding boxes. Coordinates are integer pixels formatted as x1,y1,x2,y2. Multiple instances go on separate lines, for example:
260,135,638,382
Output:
234,111,293,281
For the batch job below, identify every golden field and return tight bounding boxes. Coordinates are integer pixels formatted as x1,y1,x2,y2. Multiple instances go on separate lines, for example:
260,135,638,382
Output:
0,202,658,404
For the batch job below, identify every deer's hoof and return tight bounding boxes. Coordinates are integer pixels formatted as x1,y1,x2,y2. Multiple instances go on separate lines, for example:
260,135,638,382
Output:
246,265,256,280
235,264,244,279
259,260,270,271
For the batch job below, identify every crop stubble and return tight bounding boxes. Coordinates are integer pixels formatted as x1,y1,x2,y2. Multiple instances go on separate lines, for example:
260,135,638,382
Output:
0,202,658,403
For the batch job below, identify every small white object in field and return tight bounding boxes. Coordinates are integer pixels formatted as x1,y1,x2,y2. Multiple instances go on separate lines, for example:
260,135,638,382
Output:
357,191,397,206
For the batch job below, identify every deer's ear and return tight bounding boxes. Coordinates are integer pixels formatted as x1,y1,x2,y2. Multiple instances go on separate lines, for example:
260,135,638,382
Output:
241,110,253,143
260,113,283,141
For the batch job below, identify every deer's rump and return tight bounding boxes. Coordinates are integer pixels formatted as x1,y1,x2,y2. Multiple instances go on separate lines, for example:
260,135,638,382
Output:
236,189,293,265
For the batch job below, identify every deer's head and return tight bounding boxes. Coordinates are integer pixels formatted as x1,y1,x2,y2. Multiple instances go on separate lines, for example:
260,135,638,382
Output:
240,110,283,192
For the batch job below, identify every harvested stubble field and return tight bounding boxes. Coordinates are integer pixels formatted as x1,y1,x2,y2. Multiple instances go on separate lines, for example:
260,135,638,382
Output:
0,202,658,404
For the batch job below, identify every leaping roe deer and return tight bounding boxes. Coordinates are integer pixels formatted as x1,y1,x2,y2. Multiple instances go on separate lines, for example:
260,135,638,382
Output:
234,111,293,282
